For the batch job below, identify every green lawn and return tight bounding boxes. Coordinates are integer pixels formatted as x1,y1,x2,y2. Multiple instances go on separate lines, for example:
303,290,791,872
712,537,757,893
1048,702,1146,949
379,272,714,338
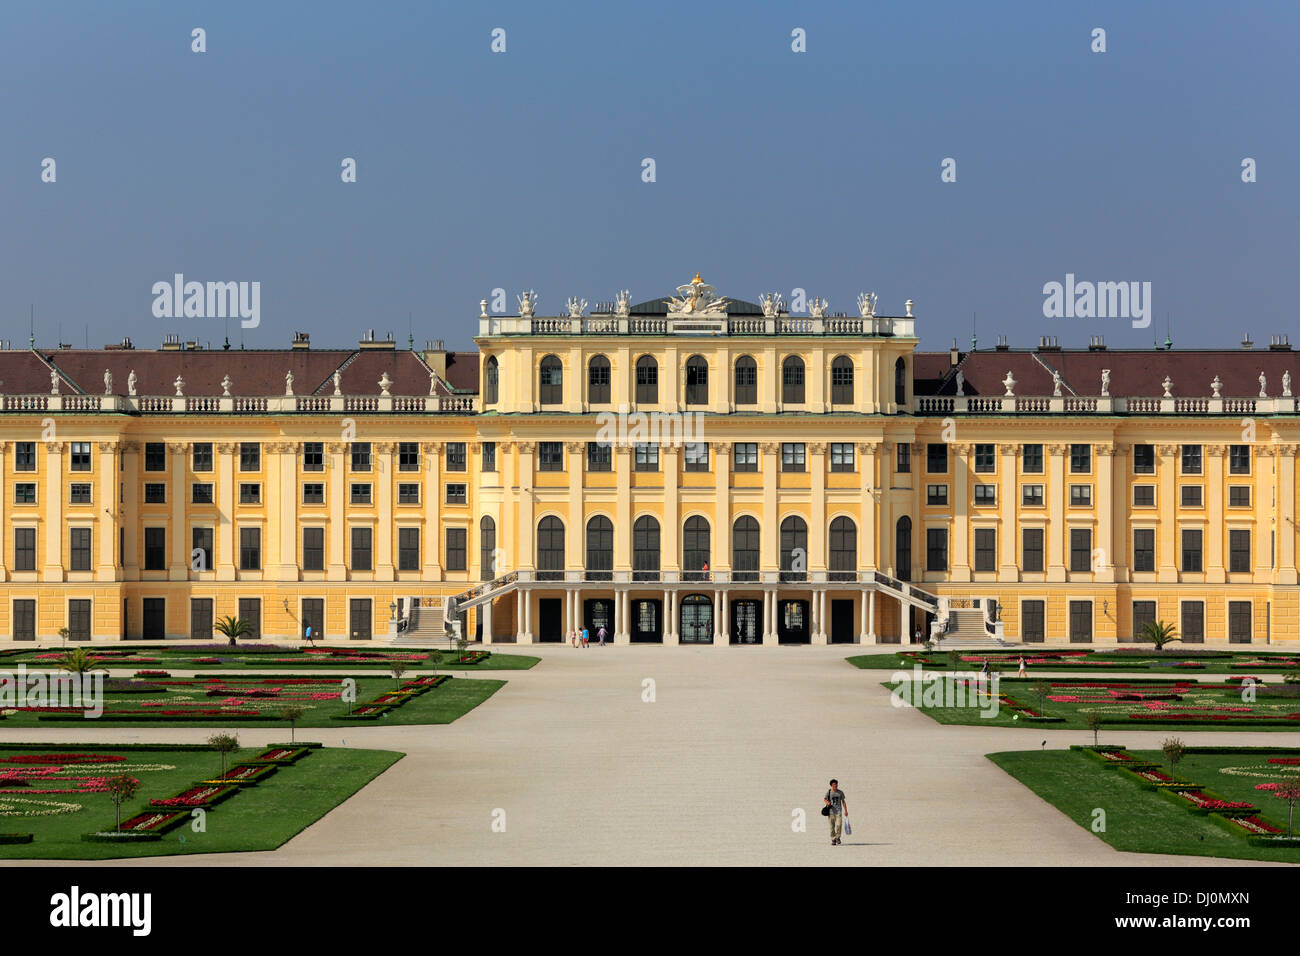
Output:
0,646,539,671
848,647,1300,674
0,675,506,728
885,676,1300,731
989,747,1300,863
0,744,401,860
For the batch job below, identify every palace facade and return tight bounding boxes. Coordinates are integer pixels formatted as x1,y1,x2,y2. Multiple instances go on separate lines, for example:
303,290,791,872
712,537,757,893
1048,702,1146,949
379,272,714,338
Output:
1,275,1297,645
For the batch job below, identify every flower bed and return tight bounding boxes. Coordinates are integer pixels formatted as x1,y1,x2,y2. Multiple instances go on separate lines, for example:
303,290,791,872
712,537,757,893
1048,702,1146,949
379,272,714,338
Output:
149,783,238,808
249,747,310,764
115,810,187,833
133,670,171,678
202,763,278,786
456,651,490,665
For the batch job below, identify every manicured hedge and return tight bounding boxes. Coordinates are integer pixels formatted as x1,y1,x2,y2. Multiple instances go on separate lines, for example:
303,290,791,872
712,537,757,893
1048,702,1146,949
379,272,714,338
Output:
81,831,162,843
0,833,34,844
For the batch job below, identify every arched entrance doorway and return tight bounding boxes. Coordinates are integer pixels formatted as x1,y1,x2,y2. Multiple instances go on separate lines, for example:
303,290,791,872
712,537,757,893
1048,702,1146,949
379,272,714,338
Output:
730,599,762,644
679,594,714,644
584,598,614,639
778,599,810,644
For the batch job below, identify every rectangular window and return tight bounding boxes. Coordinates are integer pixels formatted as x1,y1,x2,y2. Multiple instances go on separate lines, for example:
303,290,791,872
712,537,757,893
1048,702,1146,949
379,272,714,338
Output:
237,598,261,640
144,483,166,504
1069,528,1092,572
191,598,214,641
14,527,36,571
445,528,467,571
68,528,91,571
1021,600,1045,643
1021,484,1044,506
1069,484,1092,507
69,482,92,504
1133,529,1155,572
1069,601,1092,643
588,360,610,404
586,442,612,472
974,484,996,506
144,442,165,472
301,598,324,641
446,442,467,472
734,360,757,405
1228,601,1252,643
1133,485,1155,507
684,442,710,472
1229,444,1251,475
1021,528,1044,572
192,442,213,472
973,443,995,473
927,443,948,474
1180,485,1203,507
1181,529,1203,572
14,483,36,504
302,483,325,505
398,483,420,504
481,442,496,472
926,484,949,506
69,599,92,642
1181,445,1202,475
239,442,260,471
1229,529,1251,573
1070,444,1091,474
1133,444,1155,474
239,527,261,571
398,527,420,571
830,443,855,473
1181,601,1205,643
349,598,372,641
896,443,911,473
733,443,758,473
538,442,564,472
350,483,372,505
781,443,806,473
351,527,373,571
239,482,261,505
445,483,467,504
192,527,213,571
302,442,324,472
192,483,214,504
1229,485,1251,507
399,442,420,471
1132,600,1157,638
1021,444,1043,474
302,528,325,571
350,442,372,471
144,527,166,570
634,444,659,472
15,442,36,472
926,528,948,572
974,528,996,572
68,441,92,472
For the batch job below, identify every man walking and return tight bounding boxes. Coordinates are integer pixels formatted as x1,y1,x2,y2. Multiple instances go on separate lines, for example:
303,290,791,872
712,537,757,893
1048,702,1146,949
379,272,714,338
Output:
581,626,590,648
824,779,848,845
597,625,608,646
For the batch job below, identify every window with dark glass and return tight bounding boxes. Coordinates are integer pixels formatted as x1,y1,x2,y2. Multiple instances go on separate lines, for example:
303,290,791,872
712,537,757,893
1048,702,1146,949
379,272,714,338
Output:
1228,601,1252,643
1133,528,1155,571
1022,444,1043,474
143,527,166,570
538,442,563,472
587,355,611,404
1070,444,1091,474
1069,528,1092,572
585,516,613,574
1069,484,1092,507
781,356,805,404
1134,485,1155,507
780,516,808,576
481,442,496,472
733,443,758,473
926,527,948,572
1022,484,1044,506
1181,445,1202,475
1132,600,1157,637
734,357,757,405
539,355,563,405
69,482,92,504
192,442,213,472
14,527,36,571
239,527,261,570
302,442,324,472
1021,600,1045,642
1229,486,1250,507
1230,529,1251,573
239,442,260,471
1022,528,1044,572
1069,601,1092,643
1133,444,1155,474
896,443,911,473
302,528,325,571
1180,485,1203,507
685,356,709,406
302,483,324,504
14,483,36,504
829,517,857,575
732,516,760,577
351,442,372,471
238,598,262,640
536,517,564,573
635,356,658,404
144,442,165,472
239,482,260,504
587,442,612,472
634,444,659,472
830,443,854,473
830,356,854,405
445,483,467,504
350,483,372,505
781,443,805,473
927,443,948,474
69,527,91,571
1181,529,1203,572
484,356,499,405
682,516,710,572
144,483,166,504
399,442,420,471
191,598,214,641
446,442,467,472
193,482,214,504
927,484,949,506
633,517,660,577
351,527,373,571
398,483,419,504
15,442,36,471
974,443,995,473
684,443,709,472
398,527,420,571
1229,444,1251,475
896,517,912,580
480,517,497,579
974,484,996,506
974,528,996,572
192,527,213,571
894,357,907,405
1182,601,1205,643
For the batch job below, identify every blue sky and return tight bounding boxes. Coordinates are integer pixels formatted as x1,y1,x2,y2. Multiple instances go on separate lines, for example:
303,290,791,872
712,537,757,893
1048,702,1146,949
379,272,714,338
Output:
1,0,1296,352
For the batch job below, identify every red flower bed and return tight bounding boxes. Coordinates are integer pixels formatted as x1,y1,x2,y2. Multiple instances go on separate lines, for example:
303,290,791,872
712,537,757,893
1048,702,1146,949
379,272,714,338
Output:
118,811,183,832
150,784,236,808
0,753,124,764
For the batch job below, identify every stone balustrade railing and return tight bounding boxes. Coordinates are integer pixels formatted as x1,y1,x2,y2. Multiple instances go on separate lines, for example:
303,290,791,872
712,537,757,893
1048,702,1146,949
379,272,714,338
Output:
479,313,915,338
0,393,481,415
914,395,1297,415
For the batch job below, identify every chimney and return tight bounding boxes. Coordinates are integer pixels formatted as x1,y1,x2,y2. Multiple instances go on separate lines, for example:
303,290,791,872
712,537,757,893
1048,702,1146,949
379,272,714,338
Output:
994,335,1009,351
1088,335,1107,351
1269,334,1291,351
1242,333,1254,350
161,334,181,351
292,331,311,350
949,339,960,367
424,339,448,378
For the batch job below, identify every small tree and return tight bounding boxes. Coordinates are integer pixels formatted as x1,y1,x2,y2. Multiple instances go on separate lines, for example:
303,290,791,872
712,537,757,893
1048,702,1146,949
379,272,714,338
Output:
105,774,140,832
58,648,105,675
390,663,408,688
1266,784,1300,837
455,634,469,659
214,615,253,648
1085,711,1105,747
208,733,239,778
280,705,306,744
1141,619,1179,651
1161,736,1186,776
57,626,71,649
1029,680,1052,715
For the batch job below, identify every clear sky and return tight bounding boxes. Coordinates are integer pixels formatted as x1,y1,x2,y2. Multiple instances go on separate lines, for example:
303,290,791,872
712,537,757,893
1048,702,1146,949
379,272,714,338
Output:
1,0,1296,353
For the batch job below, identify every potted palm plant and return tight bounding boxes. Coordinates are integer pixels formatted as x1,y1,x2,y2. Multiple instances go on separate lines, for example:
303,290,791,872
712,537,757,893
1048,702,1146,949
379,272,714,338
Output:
214,615,253,648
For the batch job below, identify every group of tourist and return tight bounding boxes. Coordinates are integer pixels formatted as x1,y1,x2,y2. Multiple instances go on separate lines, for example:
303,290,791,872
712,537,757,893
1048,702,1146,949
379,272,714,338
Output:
570,626,608,647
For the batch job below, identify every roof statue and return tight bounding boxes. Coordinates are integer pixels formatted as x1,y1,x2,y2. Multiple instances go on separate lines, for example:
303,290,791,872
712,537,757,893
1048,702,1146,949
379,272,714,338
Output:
174,375,185,397
221,375,232,397
566,296,588,318
104,369,113,395
379,372,393,396
1162,376,1173,399
759,292,784,317
1211,375,1222,398
1002,371,1016,397
50,369,60,395
517,290,538,318
1259,372,1268,398
1100,369,1110,397
333,370,342,396
666,272,728,316
1052,370,1062,397
808,297,829,319
857,292,878,318
615,290,631,318
128,370,137,396
285,370,294,396
1285,371,1293,397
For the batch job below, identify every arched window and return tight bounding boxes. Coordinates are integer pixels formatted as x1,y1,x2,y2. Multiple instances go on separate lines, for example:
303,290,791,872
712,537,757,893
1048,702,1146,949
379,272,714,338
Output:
683,516,711,578
782,356,805,404
587,355,610,405
635,355,658,404
732,516,760,582
679,593,714,644
479,516,496,581
734,356,757,405
633,515,661,580
780,515,808,580
685,355,709,406
539,355,563,406
831,355,854,405
894,357,907,407
896,516,912,581
585,516,613,580
536,516,565,578
829,516,857,580
484,356,499,406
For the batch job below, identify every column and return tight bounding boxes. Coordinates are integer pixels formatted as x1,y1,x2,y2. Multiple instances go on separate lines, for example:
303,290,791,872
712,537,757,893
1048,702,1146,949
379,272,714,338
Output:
1157,444,1179,581
327,442,346,579
0,444,7,580
614,446,630,571
713,589,724,643
42,441,65,579
421,441,443,579
215,442,234,580
867,588,877,643
518,442,536,571
96,442,117,580
950,443,971,582
1112,445,1130,581
276,440,299,579
761,443,779,570
715,443,731,573
664,446,680,575
859,444,877,572
668,588,678,643
1096,445,1115,583
810,442,827,573
1206,444,1226,584
878,443,894,575
663,588,675,644
614,589,629,644
1046,443,1067,581
1256,447,1277,580
1278,444,1298,585
482,598,494,644
998,443,1017,577
812,590,827,644
566,442,583,572
763,589,777,644
375,441,395,581
521,587,532,643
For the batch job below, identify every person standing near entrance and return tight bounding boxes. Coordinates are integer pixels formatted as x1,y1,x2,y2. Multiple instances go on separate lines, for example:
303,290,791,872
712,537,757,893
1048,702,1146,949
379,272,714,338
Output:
914,626,921,644
581,626,590,648
597,625,608,646
824,779,848,845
